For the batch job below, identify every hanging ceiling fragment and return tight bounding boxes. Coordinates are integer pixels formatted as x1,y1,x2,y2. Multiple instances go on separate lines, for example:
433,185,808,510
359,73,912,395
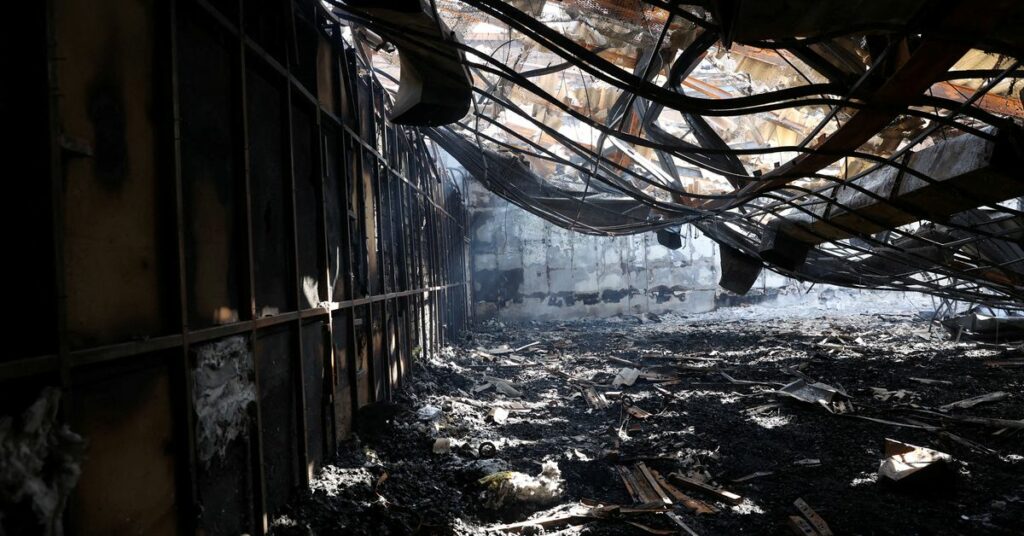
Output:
323,0,1024,307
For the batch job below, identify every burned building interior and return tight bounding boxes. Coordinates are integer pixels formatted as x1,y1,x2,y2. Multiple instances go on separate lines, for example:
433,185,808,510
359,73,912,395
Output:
4,0,1024,534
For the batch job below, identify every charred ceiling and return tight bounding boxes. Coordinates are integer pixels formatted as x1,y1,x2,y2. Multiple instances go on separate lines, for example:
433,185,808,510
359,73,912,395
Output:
327,0,1024,308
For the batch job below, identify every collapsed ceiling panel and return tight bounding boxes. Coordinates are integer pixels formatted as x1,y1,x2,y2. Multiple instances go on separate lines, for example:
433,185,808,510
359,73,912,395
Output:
326,0,1024,307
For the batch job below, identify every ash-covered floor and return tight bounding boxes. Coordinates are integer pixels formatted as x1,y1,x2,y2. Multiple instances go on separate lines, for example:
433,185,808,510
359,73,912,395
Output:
273,308,1023,535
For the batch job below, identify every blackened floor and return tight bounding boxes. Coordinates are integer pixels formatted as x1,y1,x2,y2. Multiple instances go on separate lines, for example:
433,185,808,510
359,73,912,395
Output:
273,309,1023,535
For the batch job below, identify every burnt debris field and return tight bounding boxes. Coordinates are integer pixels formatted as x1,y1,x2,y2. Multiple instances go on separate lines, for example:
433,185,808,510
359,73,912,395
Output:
273,311,1023,535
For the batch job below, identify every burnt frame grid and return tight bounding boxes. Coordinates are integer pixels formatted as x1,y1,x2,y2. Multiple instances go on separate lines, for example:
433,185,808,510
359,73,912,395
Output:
2,0,470,534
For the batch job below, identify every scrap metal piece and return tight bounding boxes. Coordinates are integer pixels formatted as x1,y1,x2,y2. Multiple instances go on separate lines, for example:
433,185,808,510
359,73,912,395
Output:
908,377,953,386
732,471,773,483
794,498,833,536
619,464,704,536
485,376,523,398
939,391,1009,411
666,512,700,536
582,386,609,409
878,438,955,489
788,515,820,536
514,341,542,352
625,404,653,420
774,378,847,411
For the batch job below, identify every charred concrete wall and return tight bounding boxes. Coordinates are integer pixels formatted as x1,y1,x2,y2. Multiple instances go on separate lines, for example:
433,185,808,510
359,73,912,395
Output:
0,1,470,534
467,179,810,320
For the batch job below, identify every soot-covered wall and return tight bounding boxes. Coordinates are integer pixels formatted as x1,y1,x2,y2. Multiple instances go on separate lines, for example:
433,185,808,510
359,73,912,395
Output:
0,1,469,535
466,179,815,320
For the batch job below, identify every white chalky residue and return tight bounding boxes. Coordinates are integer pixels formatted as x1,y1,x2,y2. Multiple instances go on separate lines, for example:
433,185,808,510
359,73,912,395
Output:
192,336,255,465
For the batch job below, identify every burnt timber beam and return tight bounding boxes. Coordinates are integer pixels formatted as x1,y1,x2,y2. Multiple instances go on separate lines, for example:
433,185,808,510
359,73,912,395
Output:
759,128,1024,268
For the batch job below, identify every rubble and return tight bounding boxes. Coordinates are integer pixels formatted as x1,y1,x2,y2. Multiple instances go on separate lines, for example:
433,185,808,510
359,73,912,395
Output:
478,461,564,509
272,311,1024,535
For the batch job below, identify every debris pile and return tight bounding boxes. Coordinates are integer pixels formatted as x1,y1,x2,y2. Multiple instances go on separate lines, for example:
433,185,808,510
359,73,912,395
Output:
273,311,1023,535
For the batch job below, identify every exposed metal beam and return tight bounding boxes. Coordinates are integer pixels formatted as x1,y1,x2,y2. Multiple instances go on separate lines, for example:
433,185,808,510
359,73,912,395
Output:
730,36,974,203
759,128,1024,266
